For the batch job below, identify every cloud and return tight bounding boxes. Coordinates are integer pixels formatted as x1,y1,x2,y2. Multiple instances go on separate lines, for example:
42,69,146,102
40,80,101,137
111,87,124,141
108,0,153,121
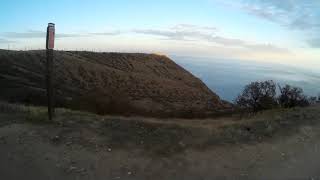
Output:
308,38,320,48
2,30,84,39
2,30,123,40
171,24,218,31
133,29,197,41
0,38,14,44
207,37,289,53
3,31,45,38
218,0,320,48
56,33,84,38
133,24,289,53
207,36,246,46
288,14,320,30
241,5,285,23
244,44,290,53
134,24,218,41
89,30,122,36
222,0,320,31
0,38,15,44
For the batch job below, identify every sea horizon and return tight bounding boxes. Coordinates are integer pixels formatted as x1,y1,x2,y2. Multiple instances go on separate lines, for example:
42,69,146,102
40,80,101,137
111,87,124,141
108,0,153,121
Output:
173,56,320,102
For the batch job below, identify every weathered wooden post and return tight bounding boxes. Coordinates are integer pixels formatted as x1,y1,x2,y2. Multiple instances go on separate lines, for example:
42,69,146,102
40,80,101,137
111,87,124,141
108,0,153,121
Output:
46,23,55,120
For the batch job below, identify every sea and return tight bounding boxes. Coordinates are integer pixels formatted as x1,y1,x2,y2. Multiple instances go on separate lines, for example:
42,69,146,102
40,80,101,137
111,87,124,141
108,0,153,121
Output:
172,56,320,102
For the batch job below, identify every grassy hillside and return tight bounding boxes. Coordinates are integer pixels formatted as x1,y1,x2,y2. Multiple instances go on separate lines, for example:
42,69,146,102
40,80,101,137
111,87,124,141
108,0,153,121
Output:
0,50,231,118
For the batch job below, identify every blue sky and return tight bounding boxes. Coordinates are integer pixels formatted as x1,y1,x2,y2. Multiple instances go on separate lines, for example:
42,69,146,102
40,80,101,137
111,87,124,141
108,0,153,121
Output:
0,0,319,68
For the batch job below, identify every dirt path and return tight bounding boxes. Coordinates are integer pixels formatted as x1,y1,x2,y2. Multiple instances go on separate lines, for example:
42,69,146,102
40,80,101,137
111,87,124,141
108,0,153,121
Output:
1,116,320,180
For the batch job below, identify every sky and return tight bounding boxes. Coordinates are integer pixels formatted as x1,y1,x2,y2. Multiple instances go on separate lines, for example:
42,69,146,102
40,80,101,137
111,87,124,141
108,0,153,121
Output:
0,0,319,69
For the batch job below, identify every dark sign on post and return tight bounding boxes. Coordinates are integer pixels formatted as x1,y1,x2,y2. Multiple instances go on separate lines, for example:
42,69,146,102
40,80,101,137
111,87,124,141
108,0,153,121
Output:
46,23,55,120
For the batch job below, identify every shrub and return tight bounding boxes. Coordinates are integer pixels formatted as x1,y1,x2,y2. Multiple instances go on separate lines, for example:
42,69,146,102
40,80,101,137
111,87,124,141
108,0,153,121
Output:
308,96,318,105
278,84,310,108
235,80,277,112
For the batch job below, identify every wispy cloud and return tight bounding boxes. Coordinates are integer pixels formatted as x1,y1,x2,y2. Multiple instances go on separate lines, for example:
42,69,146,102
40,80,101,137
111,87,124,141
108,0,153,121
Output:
288,14,320,30
241,4,285,23
56,33,84,38
3,31,45,38
134,29,196,41
134,24,218,41
219,0,320,48
171,24,218,31
0,38,14,44
308,38,320,48
224,0,320,30
244,44,289,53
89,30,122,36
2,30,85,39
134,24,289,54
2,30,122,39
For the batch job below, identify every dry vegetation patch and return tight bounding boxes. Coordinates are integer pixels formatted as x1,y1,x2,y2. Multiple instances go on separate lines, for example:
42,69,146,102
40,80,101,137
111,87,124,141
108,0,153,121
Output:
1,102,320,156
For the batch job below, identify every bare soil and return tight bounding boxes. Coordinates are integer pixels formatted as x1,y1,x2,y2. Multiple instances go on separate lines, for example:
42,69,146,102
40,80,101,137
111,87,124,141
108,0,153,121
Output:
1,104,320,180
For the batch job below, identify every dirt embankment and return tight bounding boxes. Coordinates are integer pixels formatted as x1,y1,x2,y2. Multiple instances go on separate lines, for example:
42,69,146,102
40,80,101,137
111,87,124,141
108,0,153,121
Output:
0,50,231,118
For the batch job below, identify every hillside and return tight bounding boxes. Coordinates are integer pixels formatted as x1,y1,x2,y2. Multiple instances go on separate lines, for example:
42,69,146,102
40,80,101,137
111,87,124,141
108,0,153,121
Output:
0,49,230,117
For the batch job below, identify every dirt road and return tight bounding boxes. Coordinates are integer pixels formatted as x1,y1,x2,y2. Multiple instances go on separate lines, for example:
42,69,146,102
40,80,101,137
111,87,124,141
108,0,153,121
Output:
1,111,320,180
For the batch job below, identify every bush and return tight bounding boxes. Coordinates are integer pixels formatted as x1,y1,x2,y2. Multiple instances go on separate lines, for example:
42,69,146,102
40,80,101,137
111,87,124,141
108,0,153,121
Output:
235,80,317,112
278,85,310,108
308,96,318,105
235,80,277,112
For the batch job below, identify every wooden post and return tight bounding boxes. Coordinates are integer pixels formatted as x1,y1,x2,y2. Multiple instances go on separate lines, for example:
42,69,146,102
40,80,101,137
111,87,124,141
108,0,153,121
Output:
46,49,54,120
46,23,55,120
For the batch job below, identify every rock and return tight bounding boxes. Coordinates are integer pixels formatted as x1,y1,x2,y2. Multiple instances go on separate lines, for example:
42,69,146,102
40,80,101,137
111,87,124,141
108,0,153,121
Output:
178,141,186,147
66,142,73,146
76,168,86,174
51,135,60,142
240,173,248,176
68,166,77,172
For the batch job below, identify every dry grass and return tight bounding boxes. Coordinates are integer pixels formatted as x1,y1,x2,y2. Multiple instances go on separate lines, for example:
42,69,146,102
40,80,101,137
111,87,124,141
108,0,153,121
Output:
1,101,319,155
0,50,231,118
